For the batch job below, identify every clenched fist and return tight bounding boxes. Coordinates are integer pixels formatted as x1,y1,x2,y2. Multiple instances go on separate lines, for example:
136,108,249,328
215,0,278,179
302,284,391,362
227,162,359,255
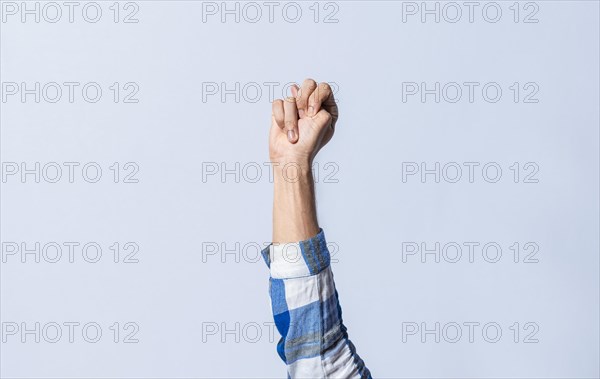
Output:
269,79,338,166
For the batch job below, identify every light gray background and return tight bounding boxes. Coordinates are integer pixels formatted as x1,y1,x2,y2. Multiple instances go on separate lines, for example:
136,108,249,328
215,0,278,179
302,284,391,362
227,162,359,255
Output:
1,1,599,378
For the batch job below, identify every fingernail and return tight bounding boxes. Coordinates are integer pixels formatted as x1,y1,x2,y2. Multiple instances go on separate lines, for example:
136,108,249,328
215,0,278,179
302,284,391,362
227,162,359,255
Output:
299,109,305,118
308,106,314,116
287,130,296,142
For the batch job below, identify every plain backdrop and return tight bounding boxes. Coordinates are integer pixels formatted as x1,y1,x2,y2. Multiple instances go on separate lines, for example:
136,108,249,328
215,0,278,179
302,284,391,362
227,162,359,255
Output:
1,1,599,378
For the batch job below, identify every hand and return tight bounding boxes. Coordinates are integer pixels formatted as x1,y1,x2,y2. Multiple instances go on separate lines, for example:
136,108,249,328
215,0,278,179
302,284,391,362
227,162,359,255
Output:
269,79,338,165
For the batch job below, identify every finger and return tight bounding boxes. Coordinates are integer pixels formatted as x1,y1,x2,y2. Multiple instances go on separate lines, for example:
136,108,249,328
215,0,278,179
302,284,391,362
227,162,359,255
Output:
307,82,332,116
272,99,285,129
296,78,317,119
283,97,299,143
308,82,338,128
290,84,299,98
313,108,333,131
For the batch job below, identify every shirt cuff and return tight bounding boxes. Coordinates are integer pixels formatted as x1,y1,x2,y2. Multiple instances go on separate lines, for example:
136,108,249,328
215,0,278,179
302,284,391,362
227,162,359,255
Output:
261,228,331,279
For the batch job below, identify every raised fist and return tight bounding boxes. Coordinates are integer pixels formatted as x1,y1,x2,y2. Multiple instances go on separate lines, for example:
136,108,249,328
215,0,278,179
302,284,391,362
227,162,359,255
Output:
269,78,338,165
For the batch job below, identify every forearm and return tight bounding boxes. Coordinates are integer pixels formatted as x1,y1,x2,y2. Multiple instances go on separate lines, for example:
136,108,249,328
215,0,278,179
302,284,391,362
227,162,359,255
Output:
272,160,319,243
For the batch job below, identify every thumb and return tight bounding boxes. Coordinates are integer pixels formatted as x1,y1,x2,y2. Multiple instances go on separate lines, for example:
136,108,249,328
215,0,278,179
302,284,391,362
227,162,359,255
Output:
283,97,299,143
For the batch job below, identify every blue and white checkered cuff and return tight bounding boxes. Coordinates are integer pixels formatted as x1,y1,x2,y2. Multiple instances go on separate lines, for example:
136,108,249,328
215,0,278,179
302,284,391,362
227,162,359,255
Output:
261,229,331,279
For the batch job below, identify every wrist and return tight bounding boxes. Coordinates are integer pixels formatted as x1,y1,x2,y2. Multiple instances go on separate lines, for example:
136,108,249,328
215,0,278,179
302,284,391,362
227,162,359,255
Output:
272,157,313,184
270,152,312,166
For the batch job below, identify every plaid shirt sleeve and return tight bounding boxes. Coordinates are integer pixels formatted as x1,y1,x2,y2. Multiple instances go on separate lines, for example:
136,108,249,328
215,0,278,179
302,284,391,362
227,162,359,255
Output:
261,229,371,378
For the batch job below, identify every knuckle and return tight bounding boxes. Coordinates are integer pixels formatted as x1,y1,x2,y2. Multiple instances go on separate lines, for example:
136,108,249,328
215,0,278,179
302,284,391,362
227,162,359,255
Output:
317,83,332,99
272,100,283,112
284,96,296,103
318,82,331,93
304,78,317,90
284,120,296,128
